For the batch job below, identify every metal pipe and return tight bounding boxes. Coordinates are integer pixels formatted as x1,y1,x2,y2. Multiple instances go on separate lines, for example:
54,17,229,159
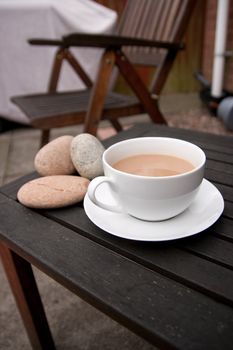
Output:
211,0,229,97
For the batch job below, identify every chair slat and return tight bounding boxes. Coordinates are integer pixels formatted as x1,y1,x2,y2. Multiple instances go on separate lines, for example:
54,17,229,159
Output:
117,0,188,63
11,91,140,120
162,0,182,41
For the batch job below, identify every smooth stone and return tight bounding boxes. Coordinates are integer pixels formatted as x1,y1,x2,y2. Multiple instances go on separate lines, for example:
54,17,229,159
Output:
35,135,76,176
17,175,90,209
70,133,105,179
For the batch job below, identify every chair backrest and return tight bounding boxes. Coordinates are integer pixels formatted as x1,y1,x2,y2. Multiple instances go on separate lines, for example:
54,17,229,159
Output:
115,0,196,93
117,0,194,42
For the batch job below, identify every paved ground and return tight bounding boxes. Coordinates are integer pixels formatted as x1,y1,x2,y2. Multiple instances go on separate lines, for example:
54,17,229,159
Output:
0,93,232,349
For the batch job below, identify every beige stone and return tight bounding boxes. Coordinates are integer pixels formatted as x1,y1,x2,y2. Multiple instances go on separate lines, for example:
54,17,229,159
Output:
35,135,76,176
17,175,90,209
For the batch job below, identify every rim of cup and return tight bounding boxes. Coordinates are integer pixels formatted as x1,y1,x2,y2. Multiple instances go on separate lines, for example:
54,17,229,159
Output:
103,137,206,180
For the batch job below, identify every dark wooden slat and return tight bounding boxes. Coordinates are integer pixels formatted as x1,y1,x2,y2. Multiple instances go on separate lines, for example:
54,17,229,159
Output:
223,201,233,220
211,217,233,241
204,149,233,165
183,138,233,155
139,124,233,152
178,138,233,157
205,168,233,187
214,183,233,202
179,234,233,270
0,193,233,350
11,91,140,119
206,159,233,175
39,204,233,306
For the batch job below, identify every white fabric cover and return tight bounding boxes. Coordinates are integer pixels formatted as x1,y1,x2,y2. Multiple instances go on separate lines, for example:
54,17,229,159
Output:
0,0,117,122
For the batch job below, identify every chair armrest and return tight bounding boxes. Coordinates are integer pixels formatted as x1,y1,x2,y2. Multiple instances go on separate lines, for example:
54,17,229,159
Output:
27,34,184,51
28,39,64,46
62,33,184,51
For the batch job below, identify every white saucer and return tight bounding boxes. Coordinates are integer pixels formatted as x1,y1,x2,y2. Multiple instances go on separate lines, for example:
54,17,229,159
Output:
84,179,224,241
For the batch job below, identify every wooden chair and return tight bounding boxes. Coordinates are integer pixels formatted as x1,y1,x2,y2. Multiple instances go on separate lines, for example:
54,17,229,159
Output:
11,0,196,147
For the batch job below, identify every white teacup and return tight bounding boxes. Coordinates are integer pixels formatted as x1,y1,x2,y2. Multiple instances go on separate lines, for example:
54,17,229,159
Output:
88,137,206,221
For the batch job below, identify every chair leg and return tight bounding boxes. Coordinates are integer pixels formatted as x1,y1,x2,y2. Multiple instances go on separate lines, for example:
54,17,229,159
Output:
48,48,65,92
64,49,93,88
0,243,55,350
40,130,50,148
84,50,116,135
115,51,167,125
110,119,123,132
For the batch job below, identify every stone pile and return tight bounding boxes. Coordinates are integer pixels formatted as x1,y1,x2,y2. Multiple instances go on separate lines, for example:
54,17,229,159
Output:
17,133,105,209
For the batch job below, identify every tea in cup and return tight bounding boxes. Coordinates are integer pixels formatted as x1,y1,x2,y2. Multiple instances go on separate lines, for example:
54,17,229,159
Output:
88,137,206,221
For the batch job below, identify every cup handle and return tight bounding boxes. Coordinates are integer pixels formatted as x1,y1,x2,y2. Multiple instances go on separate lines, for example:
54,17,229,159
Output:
88,176,123,213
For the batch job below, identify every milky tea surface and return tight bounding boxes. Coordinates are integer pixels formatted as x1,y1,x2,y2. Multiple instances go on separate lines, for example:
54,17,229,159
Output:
112,154,195,177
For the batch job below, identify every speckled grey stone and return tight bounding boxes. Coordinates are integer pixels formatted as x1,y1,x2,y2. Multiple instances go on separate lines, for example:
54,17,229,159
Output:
70,133,105,179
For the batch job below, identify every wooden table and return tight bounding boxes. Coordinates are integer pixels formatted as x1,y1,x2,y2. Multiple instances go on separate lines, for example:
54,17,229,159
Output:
0,123,233,350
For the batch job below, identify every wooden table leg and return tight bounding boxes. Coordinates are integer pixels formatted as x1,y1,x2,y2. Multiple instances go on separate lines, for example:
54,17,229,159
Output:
0,243,56,350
